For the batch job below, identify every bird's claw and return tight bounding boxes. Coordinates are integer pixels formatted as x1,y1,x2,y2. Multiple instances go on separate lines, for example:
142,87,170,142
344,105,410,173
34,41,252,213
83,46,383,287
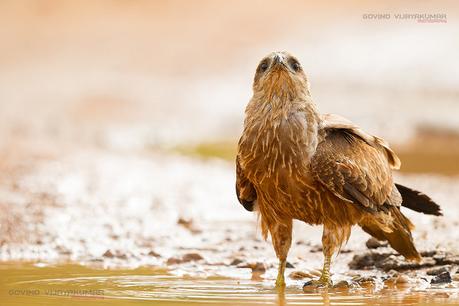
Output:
303,277,333,289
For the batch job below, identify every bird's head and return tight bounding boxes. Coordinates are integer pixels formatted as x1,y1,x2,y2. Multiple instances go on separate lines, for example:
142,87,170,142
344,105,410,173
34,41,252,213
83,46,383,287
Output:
253,51,310,101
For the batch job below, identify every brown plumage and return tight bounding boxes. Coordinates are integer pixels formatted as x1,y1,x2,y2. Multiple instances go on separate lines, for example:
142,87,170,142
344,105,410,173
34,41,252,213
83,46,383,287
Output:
235,51,442,287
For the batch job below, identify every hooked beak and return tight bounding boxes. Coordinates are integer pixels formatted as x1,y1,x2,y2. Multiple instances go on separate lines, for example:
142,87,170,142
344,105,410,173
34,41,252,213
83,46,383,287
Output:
271,53,291,72
272,53,285,66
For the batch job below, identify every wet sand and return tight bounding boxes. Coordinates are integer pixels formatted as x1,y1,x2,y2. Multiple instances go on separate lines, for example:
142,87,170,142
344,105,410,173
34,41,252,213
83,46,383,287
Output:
0,144,459,304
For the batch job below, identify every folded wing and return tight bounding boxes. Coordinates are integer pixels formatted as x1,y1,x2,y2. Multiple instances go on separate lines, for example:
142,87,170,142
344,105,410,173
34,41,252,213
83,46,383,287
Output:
311,114,402,212
236,155,257,211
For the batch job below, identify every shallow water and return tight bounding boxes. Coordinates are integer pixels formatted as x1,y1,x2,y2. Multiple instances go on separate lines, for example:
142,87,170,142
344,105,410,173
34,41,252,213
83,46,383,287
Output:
1,263,458,306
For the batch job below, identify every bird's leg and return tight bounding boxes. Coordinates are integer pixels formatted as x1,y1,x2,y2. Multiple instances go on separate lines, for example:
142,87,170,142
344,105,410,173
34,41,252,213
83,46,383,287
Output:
306,253,333,288
276,258,287,287
306,226,339,288
269,220,292,288
317,252,332,286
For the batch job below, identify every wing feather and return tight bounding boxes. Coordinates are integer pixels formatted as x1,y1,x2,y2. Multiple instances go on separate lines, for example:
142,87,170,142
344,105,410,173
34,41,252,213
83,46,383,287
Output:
321,114,401,170
236,155,257,211
312,115,401,212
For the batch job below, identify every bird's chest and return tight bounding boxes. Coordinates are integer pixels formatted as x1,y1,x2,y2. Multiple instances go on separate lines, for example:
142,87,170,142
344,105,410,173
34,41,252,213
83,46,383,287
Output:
239,116,314,189
238,103,323,222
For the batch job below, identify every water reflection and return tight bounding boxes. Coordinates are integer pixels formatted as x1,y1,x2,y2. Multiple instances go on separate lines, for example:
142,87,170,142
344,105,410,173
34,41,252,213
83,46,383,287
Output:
0,263,458,306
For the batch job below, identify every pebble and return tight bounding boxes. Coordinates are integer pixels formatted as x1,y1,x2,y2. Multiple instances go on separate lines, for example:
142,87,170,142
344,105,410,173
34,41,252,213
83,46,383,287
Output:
116,253,128,260
289,271,312,280
349,251,439,271
230,258,243,265
333,280,351,288
246,262,266,273
366,238,388,249
310,245,323,253
434,254,459,265
286,261,295,268
431,271,452,284
148,250,161,257
354,276,377,285
395,274,411,284
166,257,182,265
426,266,450,276
182,253,204,262
310,269,323,277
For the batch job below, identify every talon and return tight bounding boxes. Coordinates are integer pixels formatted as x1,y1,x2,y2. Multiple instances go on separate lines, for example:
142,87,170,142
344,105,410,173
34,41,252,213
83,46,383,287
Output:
303,277,333,289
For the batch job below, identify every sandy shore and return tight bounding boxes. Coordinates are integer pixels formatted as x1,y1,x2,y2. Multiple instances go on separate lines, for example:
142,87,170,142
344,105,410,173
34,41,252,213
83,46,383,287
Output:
0,146,458,291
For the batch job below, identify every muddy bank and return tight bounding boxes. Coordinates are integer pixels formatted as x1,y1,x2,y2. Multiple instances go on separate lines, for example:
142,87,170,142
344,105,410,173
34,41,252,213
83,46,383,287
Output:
0,148,458,290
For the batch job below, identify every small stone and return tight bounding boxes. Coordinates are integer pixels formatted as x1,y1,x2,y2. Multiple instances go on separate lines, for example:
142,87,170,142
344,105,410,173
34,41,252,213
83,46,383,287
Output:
148,250,161,257
387,269,398,276
426,266,450,276
395,274,411,284
249,262,266,272
431,271,452,284
420,250,436,257
230,258,243,265
56,246,71,255
310,245,322,253
289,271,311,280
434,254,459,265
286,262,295,268
103,250,114,258
182,253,204,262
239,262,266,272
309,269,323,277
177,217,192,226
333,280,351,288
116,253,127,260
365,238,387,249
166,257,182,265
348,252,392,270
177,218,202,234
377,255,435,271
354,276,376,285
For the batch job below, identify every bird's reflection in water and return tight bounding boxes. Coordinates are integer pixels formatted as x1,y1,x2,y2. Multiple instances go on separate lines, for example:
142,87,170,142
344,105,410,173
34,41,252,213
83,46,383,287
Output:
276,286,286,306
276,286,331,306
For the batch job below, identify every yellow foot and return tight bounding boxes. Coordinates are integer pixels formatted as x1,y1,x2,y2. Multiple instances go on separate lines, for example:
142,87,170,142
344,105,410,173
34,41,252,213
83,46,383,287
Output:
303,277,333,289
275,274,286,287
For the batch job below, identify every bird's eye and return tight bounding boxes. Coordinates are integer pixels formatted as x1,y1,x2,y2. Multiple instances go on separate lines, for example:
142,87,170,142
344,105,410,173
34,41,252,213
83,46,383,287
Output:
259,61,269,72
290,60,301,72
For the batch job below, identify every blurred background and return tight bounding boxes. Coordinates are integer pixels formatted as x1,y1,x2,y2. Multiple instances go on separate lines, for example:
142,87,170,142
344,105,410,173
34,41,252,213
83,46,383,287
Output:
1,0,459,268
1,0,459,174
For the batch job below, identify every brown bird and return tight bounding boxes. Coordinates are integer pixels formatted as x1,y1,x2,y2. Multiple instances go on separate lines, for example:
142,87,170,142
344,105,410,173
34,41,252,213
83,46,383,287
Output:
236,51,442,287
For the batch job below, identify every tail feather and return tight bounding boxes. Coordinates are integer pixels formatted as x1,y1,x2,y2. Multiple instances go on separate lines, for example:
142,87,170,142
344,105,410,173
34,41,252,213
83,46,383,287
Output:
360,207,421,261
395,183,442,216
